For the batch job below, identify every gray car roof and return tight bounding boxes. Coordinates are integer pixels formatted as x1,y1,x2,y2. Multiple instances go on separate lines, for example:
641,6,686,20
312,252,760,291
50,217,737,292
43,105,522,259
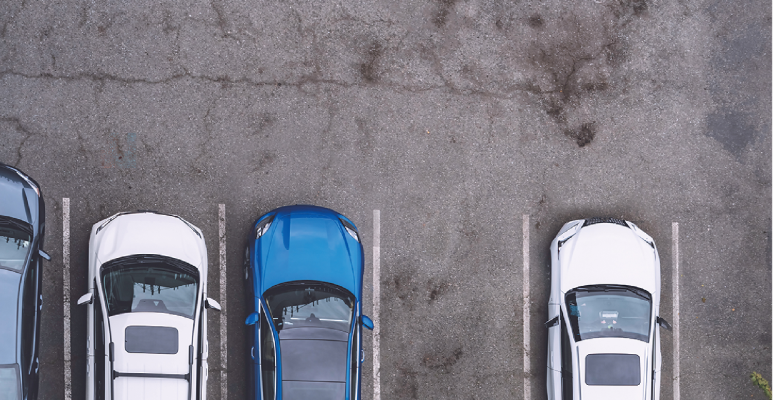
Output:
0,269,21,364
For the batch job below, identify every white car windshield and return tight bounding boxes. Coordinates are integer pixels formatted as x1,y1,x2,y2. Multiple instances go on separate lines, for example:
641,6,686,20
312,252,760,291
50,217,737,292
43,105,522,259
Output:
101,255,199,319
565,285,652,342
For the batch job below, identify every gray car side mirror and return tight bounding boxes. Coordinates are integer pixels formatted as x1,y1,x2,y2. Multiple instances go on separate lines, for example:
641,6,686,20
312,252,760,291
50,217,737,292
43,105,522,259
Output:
77,293,93,306
38,250,51,261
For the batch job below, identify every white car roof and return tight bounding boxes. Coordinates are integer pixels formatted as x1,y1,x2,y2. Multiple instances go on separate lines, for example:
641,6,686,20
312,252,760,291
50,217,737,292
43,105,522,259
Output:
576,337,650,399
110,313,194,400
93,212,205,269
559,223,657,294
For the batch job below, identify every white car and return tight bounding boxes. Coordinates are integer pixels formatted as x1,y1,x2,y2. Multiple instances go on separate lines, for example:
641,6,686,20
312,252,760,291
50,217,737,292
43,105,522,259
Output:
546,217,671,400
77,211,220,400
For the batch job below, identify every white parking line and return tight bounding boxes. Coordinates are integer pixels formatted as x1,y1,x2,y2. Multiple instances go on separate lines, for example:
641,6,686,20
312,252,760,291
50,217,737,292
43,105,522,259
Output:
63,198,71,400
219,204,227,400
672,222,680,400
522,215,530,400
372,210,381,400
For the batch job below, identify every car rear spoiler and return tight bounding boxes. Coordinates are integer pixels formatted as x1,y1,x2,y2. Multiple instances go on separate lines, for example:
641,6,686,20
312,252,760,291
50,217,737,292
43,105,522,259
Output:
110,343,195,400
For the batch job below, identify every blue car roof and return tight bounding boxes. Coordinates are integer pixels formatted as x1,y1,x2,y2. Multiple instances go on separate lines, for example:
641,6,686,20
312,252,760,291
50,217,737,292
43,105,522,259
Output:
255,205,363,297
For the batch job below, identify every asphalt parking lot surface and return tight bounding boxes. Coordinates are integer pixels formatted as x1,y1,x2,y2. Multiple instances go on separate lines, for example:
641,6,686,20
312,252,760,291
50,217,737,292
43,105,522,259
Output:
1,0,771,399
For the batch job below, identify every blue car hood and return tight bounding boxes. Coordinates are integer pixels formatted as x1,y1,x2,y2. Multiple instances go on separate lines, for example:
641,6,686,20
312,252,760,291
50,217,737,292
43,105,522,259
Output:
0,168,36,225
258,206,361,296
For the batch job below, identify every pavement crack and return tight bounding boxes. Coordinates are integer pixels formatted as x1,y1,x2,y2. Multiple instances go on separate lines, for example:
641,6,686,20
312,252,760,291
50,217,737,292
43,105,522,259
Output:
1,116,38,167
0,69,561,101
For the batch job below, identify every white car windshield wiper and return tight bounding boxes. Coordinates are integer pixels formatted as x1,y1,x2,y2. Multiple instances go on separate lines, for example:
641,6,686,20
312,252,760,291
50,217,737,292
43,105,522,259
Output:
573,284,651,300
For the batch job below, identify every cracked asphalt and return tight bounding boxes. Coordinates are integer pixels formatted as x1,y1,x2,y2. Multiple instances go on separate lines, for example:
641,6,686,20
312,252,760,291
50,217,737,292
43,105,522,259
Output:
1,0,770,399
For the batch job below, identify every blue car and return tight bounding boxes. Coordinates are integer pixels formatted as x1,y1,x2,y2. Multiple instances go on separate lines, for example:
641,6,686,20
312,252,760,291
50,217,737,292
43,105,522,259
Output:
244,205,374,400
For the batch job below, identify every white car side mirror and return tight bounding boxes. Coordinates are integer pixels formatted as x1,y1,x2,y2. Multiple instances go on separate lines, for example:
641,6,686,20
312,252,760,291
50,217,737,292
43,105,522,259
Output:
656,316,672,331
77,293,93,306
205,298,221,311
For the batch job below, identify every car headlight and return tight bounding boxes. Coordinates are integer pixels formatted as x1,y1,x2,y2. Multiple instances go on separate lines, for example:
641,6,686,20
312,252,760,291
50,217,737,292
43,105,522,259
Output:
556,221,581,249
339,218,359,242
626,221,655,248
96,212,125,234
255,215,275,238
9,167,40,196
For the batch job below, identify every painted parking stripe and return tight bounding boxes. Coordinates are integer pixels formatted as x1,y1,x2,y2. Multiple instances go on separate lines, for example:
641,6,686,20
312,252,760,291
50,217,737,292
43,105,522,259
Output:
672,222,680,400
63,198,71,400
522,215,530,400
372,210,381,400
219,204,227,400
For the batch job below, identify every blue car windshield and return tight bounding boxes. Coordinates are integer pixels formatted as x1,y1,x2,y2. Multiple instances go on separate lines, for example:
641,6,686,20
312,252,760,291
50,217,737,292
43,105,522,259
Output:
0,220,31,272
565,285,652,342
0,365,21,400
264,282,354,333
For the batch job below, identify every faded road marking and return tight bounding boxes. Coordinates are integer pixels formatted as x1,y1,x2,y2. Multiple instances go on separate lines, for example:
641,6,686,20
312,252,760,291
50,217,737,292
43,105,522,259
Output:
63,198,71,400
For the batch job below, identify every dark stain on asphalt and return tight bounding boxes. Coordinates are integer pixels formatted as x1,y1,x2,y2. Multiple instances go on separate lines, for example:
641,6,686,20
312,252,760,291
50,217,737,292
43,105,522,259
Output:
564,123,595,147
162,10,179,35
706,111,757,157
394,366,419,399
253,150,277,174
433,0,457,28
254,113,276,137
528,14,544,29
360,40,383,83
355,117,376,155
387,266,421,310
426,280,449,302
422,346,463,372
517,0,654,146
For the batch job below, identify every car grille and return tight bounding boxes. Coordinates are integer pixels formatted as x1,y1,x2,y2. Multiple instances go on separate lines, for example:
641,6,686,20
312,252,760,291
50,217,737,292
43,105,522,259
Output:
583,217,628,227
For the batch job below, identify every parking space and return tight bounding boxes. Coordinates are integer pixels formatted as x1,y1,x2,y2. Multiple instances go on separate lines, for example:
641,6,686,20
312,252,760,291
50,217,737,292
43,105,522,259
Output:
2,0,771,399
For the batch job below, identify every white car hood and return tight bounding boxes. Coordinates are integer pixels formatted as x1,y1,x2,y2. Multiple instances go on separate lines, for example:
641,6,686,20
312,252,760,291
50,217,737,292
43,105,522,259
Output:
110,313,194,400
94,213,204,269
577,338,649,399
560,224,657,294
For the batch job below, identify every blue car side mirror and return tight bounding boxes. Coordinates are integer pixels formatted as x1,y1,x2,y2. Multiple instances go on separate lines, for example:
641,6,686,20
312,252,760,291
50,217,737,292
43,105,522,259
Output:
245,312,260,325
361,315,374,330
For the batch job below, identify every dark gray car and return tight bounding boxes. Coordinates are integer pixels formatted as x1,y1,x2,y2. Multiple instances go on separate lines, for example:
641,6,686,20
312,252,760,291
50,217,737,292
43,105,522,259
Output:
0,164,50,400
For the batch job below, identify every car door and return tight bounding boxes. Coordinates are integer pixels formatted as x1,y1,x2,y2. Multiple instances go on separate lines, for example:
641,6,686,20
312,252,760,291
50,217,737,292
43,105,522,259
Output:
91,280,107,400
349,312,361,400
546,304,561,400
199,299,209,400
20,260,38,398
259,302,277,400
560,314,574,400
246,246,258,400
652,323,661,400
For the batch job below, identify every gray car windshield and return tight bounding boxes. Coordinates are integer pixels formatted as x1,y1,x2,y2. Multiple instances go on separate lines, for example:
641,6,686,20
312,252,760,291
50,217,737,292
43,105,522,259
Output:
0,365,20,400
264,282,354,333
101,256,199,319
565,285,652,342
0,222,31,272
